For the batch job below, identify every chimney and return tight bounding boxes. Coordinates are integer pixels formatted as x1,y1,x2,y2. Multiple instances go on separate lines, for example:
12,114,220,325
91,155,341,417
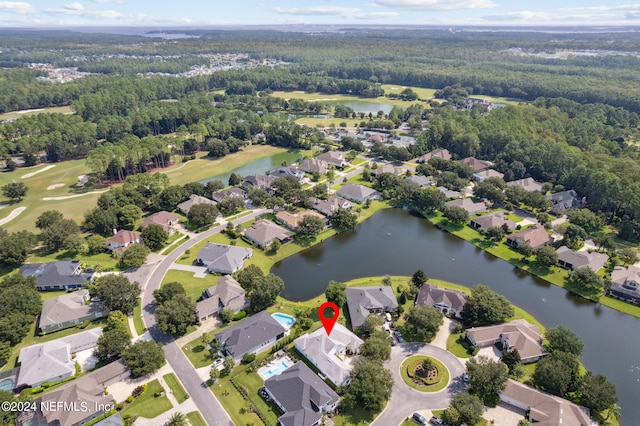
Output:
113,229,117,235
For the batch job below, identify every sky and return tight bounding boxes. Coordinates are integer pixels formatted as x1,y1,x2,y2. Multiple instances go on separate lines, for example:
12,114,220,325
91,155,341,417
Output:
1,0,640,27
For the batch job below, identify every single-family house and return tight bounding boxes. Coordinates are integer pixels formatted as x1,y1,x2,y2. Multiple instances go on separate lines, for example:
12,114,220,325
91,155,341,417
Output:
500,379,592,426
195,243,253,274
196,275,248,322
105,230,142,252
267,165,305,181
415,284,469,319
370,164,401,178
466,319,546,363
140,211,179,234
243,219,293,248
212,187,247,203
177,194,217,214
437,186,461,199
39,290,108,334
275,209,327,232
459,157,493,172
308,195,353,217
546,190,584,214
214,311,286,360
294,323,363,387
416,148,452,163
609,265,640,305
298,158,328,175
20,260,87,291
16,360,129,426
444,198,487,215
506,177,545,192
405,175,432,187
17,328,103,388
473,169,504,182
470,211,516,231
264,361,340,426
346,286,399,329
316,151,347,168
336,183,379,204
242,174,275,191
506,225,552,249
556,246,609,272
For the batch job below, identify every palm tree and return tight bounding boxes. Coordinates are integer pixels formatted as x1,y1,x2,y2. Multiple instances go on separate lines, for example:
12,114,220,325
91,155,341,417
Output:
604,403,622,424
164,412,187,426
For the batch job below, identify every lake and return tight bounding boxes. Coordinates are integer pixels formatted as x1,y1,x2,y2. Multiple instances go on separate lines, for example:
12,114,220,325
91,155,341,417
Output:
272,208,639,424
199,151,304,185
323,100,396,115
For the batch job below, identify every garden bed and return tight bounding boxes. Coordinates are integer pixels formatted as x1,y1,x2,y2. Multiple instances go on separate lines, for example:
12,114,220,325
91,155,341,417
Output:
400,355,449,392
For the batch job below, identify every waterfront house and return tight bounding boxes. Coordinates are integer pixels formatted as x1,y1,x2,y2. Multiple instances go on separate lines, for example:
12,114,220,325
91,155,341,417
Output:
308,195,353,217
212,187,247,203
556,246,609,272
336,183,379,204
346,286,398,329
506,225,552,249
444,198,487,215
242,219,293,248
609,265,640,305
466,319,546,364
470,211,516,232
195,243,253,274
416,284,468,319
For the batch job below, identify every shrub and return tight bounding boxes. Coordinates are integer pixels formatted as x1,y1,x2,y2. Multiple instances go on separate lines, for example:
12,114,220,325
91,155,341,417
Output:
232,311,247,321
242,353,256,364
131,385,145,398
31,387,44,394
41,382,52,388
126,396,134,403
78,320,90,329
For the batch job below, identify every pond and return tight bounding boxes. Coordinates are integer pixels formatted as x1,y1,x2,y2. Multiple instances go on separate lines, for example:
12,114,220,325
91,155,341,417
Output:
319,100,396,115
199,151,304,185
272,208,640,424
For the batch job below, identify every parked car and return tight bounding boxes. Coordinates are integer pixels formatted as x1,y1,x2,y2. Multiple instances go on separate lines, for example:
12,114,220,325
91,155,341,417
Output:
412,412,427,425
390,336,397,346
395,330,404,342
389,322,396,329
462,373,470,383
429,416,443,426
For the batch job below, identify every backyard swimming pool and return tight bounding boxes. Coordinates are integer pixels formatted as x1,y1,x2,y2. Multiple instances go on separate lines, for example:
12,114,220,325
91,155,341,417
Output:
258,359,293,380
0,378,14,391
271,312,295,329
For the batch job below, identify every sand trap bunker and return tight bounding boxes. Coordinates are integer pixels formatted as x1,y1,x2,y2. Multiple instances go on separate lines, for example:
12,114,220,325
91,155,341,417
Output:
46,183,65,190
21,165,55,179
42,190,108,201
0,207,26,225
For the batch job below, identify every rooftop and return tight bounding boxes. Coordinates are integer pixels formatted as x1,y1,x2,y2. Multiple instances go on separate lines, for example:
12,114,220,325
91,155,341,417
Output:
345,286,398,329
214,311,285,358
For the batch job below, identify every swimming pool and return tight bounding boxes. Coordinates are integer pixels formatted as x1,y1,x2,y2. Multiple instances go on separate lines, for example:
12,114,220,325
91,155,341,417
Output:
258,360,293,380
271,312,295,329
0,378,14,391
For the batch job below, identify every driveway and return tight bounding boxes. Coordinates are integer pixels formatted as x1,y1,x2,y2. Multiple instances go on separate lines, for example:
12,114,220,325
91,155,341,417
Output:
371,343,466,426
169,263,208,278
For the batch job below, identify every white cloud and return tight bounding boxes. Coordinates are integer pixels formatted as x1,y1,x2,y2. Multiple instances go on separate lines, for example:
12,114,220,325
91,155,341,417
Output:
273,5,397,19
93,0,122,3
559,4,640,12
482,10,625,23
0,1,34,14
65,2,84,11
373,0,496,10
482,11,551,21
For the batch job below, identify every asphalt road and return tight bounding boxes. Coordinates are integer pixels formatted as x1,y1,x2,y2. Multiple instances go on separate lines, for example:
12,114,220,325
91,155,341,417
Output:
139,209,268,425
372,342,467,426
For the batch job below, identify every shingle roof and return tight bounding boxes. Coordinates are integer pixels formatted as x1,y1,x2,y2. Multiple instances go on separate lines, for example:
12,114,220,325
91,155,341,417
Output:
197,275,248,317
275,209,326,230
444,198,487,215
177,194,216,214
546,190,583,211
39,289,106,331
371,164,400,176
266,165,304,179
17,339,74,387
417,149,452,163
20,260,86,290
197,242,252,273
309,195,353,216
507,225,552,249
212,187,246,202
405,175,432,187
140,211,179,231
298,158,328,174
437,186,461,199
556,246,609,271
610,265,640,299
106,230,141,246
316,151,346,166
416,284,469,313
459,157,493,171
243,174,275,190
466,319,546,361
345,286,398,329
474,169,504,180
265,361,339,426
243,219,292,247
214,311,285,358
470,211,516,230
336,183,378,202
506,177,544,192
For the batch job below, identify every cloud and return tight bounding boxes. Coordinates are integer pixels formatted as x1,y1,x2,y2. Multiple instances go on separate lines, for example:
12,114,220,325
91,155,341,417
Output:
65,2,84,11
482,10,625,22
45,6,121,19
93,0,122,3
482,11,551,21
559,4,640,12
273,5,397,19
0,1,34,14
373,0,496,10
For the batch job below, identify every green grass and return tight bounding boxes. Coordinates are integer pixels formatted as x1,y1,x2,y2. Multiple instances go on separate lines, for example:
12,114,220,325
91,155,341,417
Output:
132,299,146,336
186,411,208,426
446,334,474,359
162,269,220,302
162,373,189,404
0,105,74,121
28,249,121,272
183,333,215,369
121,379,173,419
271,90,420,109
400,355,450,393
332,408,378,426
233,370,281,425
380,84,438,100
400,420,417,426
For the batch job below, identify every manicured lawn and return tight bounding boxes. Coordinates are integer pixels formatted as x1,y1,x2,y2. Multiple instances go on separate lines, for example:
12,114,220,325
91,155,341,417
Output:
400,355,450,393
332,408,377,426
162,373,189,404
132,299,146,336
233,370,281,425
122,379,173,419
29,249,121,272
186,411,208,426
183,331,215,369
295,117,363,128
400,420,416,426
0,105,73,121
446,334,474,358
271,90,420,109
162,269,219,302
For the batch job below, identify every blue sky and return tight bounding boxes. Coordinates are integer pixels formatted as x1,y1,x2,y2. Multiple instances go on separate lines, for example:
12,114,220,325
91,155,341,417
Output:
1,1,640,27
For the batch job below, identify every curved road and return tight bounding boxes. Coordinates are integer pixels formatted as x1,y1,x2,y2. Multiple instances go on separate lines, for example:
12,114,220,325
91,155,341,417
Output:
139,209,268,426
372,342,466,426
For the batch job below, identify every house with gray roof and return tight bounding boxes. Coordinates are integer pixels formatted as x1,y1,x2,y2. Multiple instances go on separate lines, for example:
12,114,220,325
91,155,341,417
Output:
316,151,347,168
336,183,379,204
470,211,516,232
39,289,108,334
444,198,487,215
437,186,461,199
294,323,363,387
345,286,398,329
309,195,353,217
416,284,469,319
243,219,293,248
264,361,340,426
506,177,545,192
214,311,285,360
196,242,253,274
405,175,432,188
371,164,402,178
556,246,609,272
243,174,275,191
20,260,87,291
196,275,248,322
267,165,305,181
547,189,584,214
212,187,247,203
466,319,546,363
298,158,328,175
609,265,640,305
177,194,217,214
417,148,452,163
473,169,504,182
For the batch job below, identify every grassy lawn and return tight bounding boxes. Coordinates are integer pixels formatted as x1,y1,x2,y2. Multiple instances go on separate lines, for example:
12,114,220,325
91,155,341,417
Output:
446,334,474,358
295,117,363,128
162,373,189,404
162,269,219,302
270,91,420,109
0,105,74,121
400,356,450,393
28,249,121,272
132,298,146,336
332,408,377,426
122,379,173,419
380,84,438,100
233,370,281,425
183,333,215,369
186,411,207,426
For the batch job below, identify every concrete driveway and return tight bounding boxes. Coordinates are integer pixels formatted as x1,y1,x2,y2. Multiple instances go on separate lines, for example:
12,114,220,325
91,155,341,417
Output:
371,343,466,426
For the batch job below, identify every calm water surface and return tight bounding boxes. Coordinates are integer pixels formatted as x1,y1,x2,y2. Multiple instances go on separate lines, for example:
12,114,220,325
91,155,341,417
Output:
272,208,640,424
199,151,303,185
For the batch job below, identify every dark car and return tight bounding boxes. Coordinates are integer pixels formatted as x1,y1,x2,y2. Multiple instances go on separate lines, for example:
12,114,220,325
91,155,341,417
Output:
429,416,443,426
412,412,427,425
390,336,397,346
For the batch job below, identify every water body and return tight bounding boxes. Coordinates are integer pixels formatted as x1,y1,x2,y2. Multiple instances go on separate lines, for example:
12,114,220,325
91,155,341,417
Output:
323,100,396,115
199,151,303,185
272,208,640,424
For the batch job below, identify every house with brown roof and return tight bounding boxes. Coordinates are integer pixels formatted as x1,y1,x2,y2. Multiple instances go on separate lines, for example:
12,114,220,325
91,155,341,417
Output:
243,219,293,248
308,195,353,217
106,230,142,252
140,211,179,234
459,157,493,172
336,183,380,204
212,187,247,203
556,246,609,272
444,198,487,215
177,194,217,214
470,211,516,232
506,225,552,249
417,148,452,163
466,319,547,363
242,174,275,191
500,379,592,426
370,164,402,178
316,151,348,168
473,169,504,182
609,265,640,305
275,209,327,231
298,158,328,175
416,284,468,318
39,290,108,334
506,177,545,192
196,275,249,322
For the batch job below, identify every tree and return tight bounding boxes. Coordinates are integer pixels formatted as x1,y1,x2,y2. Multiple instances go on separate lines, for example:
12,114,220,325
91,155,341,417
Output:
343,359,393,411
562,223,588,250
533,353,574,397
219,308,234,323
485,226,505,242
579,371,617,413
535,245,558,267
0,231,36,267
461,285,514,327
617,247,637,266
42,218,80,251
360,330,391,361
567,208,603,233
2,182,27,201
223,356,235,374
117,204,142,230
501,349,521,375
296,215,325,242
235,264,264,291
228,173,243,186
466,355,509,405
188,203,219,228
86,235,106,255
122,340,166,378
94,321,130,362
249,273,284,312
268,238,281,254
325,280,347,307
218,196,245,216
155,294,196,336
329,207,358,232
120,243,150,269
83,207,118,236
567,267,605,291
411,269,428,288
92,274,141,315
141,224,168,251
444,392,484,426
35,210,63,230
153,282,186,305
443,205,469,226
164,412,188,426
545,325,585,357
404,305,443,342
360,314,382,335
